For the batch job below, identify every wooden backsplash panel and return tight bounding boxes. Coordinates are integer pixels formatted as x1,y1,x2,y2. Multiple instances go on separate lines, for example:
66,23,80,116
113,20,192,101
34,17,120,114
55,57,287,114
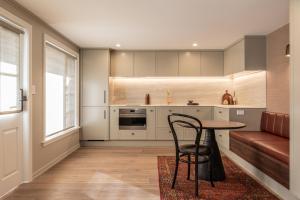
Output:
110,72,266,106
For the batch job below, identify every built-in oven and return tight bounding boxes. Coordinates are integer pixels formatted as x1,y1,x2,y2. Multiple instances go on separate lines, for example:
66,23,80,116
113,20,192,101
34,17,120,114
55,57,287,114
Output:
119,108,147,130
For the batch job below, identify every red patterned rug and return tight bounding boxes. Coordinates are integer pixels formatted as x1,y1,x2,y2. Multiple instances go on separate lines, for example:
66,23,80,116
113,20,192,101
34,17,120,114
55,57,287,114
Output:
158,156,279,200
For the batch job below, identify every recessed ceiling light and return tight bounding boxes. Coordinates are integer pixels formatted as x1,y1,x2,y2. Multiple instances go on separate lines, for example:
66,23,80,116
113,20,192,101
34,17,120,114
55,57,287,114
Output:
192,43,198,47
116,44,121,47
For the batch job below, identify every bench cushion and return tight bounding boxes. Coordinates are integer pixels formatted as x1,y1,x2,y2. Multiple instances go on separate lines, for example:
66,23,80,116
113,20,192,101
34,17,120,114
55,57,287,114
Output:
261,111,289,138
230,131,289,164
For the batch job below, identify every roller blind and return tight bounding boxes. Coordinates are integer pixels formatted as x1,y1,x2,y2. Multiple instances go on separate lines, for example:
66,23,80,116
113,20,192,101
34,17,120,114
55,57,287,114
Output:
45,43,76,136
0,23,21,113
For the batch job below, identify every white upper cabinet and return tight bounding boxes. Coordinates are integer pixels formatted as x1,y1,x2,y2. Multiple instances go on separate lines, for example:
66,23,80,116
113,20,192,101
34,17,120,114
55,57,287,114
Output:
155,51,179,76
81,49,109,106
179,52,201,76
111,51,134,76
200,51,224,76
134,51,156,77
224,36,266,75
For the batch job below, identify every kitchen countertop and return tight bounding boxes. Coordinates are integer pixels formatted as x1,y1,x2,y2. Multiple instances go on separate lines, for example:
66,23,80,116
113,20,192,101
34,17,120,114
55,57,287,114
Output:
109,104,266,109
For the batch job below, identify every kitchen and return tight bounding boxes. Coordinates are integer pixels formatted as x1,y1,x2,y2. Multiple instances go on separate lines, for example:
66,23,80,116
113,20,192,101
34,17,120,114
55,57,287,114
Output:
1,0,299,200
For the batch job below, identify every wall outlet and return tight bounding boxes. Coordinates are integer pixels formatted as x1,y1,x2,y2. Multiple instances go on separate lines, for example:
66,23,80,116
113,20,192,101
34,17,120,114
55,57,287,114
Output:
237,109,245,116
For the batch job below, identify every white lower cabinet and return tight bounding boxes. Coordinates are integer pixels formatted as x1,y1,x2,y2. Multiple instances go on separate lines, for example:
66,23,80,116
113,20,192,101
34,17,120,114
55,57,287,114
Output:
81,106,109,140
109,106,156,140
214,107,230,149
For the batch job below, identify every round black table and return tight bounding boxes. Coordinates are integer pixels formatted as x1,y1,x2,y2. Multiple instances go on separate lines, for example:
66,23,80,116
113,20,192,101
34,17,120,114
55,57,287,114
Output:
198,120,246,181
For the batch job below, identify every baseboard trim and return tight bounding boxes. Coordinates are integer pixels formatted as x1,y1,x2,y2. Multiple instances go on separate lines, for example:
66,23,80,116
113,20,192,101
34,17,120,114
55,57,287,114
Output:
33,143,80,179
80,140,194,147
220,146,298,200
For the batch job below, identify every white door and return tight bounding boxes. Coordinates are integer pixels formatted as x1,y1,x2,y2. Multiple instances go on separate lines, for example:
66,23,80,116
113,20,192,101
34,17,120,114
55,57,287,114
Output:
0,23,24,197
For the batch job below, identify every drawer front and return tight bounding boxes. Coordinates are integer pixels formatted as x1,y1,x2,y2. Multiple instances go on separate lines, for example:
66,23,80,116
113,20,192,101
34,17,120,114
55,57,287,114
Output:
156,107,183,128
214,107,229,120
156,127,184,140
183,107,212,121
118,130,147,140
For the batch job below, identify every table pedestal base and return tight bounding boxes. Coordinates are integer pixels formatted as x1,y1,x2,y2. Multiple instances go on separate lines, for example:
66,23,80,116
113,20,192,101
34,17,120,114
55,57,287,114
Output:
198,128,226,181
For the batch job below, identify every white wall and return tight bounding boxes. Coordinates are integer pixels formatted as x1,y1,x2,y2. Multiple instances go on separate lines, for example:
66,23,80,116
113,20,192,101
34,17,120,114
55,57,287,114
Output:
290,0,300,198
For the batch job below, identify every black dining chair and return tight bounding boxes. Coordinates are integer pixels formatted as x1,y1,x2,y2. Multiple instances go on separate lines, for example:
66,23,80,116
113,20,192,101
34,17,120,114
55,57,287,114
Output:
168,113,215,196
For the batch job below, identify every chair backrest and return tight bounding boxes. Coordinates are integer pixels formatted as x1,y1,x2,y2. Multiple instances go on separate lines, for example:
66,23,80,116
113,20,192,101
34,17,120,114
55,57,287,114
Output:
168,113,203,152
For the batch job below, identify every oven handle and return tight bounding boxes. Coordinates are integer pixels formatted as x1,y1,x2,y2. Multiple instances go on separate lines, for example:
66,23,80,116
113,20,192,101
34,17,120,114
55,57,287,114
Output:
119,114,146,118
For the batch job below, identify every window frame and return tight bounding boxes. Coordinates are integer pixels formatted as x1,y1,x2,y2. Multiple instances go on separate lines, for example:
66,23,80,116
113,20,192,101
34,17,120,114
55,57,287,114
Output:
42,34,79,146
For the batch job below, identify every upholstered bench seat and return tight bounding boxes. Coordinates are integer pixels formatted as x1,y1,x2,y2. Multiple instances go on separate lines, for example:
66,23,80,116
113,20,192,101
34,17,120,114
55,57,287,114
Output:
230,131,289,164
229,111,290,188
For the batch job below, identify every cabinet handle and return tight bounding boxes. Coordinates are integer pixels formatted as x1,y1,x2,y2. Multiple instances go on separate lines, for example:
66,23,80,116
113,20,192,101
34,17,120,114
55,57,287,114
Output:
104,110,106,119
169,110,172,112
104,90,106,104
196,109,200,112
150,109,154,112
131,132,135,136
113,109,116,112
218,111,222,114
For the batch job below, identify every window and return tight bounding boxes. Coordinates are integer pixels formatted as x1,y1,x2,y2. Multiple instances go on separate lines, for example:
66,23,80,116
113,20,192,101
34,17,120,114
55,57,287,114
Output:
44,38,78,137
0,21,23,114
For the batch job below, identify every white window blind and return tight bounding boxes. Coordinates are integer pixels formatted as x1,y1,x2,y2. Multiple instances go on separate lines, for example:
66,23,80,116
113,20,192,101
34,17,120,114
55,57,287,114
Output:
45,43,76,136
0,24,21,113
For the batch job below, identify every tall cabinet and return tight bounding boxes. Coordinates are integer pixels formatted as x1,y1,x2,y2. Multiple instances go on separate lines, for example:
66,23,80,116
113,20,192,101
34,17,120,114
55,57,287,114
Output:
81,49,110,140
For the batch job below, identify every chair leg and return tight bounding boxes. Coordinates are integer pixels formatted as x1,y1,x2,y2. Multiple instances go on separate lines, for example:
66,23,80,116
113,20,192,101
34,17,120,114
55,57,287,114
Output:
195,156,199,196
172,157,179,189
209,160,215,187
187,155,191,180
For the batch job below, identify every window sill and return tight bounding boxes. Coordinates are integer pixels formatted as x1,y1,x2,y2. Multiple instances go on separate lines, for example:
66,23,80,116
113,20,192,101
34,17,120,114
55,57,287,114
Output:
42,126,80,147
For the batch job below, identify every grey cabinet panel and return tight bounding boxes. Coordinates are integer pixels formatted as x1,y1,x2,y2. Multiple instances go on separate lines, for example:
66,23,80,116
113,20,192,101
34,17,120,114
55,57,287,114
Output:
179,52,201,76
201,51,224,76
81,49,109,107
134,51,156,77
155,51,179,76
111,51,134,76
244,36,266,71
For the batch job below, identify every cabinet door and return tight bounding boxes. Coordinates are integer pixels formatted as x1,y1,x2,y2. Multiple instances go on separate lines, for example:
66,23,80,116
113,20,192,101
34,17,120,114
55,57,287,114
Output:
156,127,184,140
183,107,212,140
224,40,245,75
214,107,230,149
134,52,155,77
179,52,201,76
109,107,119,140
156,107,183,127
111,51,134,76
146,107,156,140
155,52,178,76
200,52,224,76
81,50,109,106
81,107,109,140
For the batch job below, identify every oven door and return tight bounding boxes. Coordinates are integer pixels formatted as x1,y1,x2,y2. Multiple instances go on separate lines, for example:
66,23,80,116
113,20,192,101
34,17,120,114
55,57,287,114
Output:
119,109,147,130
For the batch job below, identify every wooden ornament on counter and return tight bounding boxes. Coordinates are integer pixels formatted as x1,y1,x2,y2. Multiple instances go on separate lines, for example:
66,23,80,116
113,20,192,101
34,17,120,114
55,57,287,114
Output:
145,93,150,105
222,90,234,105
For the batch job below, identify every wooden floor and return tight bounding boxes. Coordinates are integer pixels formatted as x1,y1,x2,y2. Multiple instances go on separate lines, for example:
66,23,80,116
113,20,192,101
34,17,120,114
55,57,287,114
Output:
6,147,174,200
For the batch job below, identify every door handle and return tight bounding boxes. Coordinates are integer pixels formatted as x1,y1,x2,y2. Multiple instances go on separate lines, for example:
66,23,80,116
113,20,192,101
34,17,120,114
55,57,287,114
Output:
20,89,27,112
104,90,106,104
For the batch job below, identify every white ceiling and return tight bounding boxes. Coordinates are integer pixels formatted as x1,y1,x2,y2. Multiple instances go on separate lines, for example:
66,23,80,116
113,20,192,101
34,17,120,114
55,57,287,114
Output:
16,0,288,49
